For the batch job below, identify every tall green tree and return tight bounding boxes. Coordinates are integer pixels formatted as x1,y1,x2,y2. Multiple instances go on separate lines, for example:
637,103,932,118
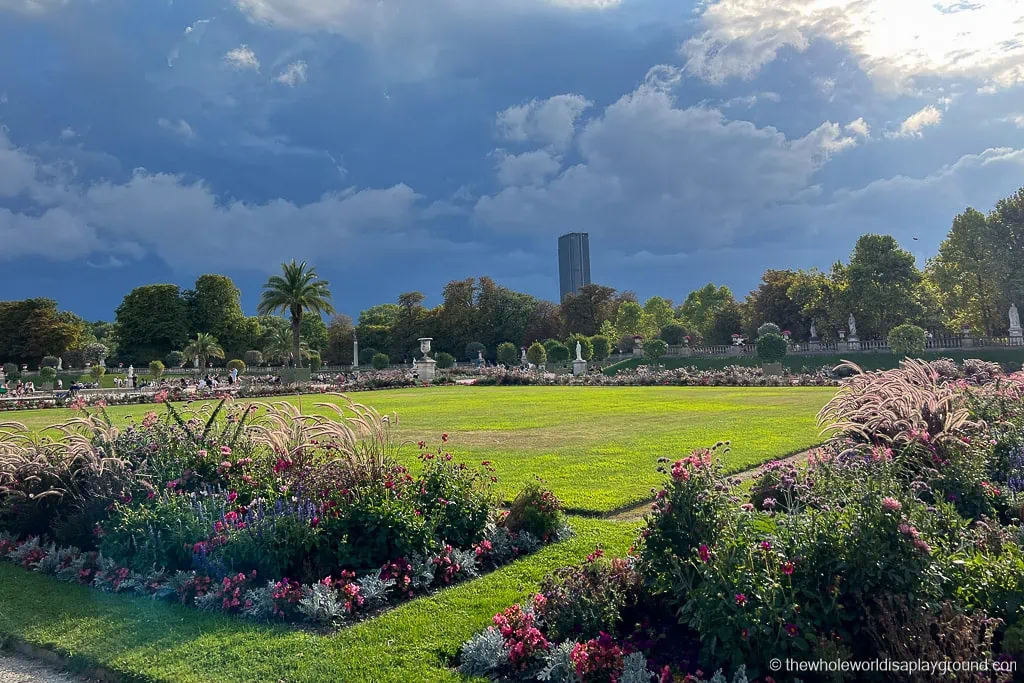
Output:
115,285,190,363
476,277,537,348
391,291,428,361
643,297,675,333
677,284,735,342
614,301,647,338
184,274,259,358
926,208,1000,335
743,270,810,340
0,299,88,364
988,187,1024,323
841,234,923,339
183,332,225,368
324,314,355,365
435,279,476,356
300,315,329,354
561,284,617,336
256,261,335,369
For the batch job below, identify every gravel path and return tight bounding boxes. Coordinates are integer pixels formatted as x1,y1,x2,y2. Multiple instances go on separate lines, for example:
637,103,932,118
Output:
0,653,88,683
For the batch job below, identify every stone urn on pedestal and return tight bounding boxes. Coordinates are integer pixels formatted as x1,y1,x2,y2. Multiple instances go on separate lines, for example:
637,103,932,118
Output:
417,338,437,383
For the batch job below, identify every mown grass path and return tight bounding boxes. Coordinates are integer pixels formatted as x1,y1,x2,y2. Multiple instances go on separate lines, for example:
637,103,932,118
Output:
9,386,832,514
0,518,639,683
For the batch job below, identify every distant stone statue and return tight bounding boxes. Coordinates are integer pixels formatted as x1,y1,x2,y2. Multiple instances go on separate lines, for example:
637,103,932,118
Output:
478,350,484,363
57,357,63,370
575,341,583,362
521,347,528,365
127,365,134,378
194,356,200,368
847,314,857,339
809,322,818,340
1010,303,1021,330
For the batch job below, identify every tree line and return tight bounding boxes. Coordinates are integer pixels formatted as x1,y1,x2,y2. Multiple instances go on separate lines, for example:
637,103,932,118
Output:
2,187,1023,369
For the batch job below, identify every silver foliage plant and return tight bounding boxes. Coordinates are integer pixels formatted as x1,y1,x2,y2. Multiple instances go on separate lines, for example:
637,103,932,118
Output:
458,626,508,678
297,582,348,624
536,640,579,682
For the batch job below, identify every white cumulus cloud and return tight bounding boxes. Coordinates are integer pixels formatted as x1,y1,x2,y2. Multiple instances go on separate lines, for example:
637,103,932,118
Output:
157,118,197,141
224,45,260,71
682,0,1024,94
496,94,592,151
886,105,943,138
275,61,308,87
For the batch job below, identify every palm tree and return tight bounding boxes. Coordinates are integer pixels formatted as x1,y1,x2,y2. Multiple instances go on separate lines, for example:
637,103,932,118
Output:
184,332,225,368
257,261,334,369
263,325,310,366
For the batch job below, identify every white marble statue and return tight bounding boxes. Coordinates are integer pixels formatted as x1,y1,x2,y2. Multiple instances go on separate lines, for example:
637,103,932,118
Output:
575,341,583,361
1010,303,1021,330
478,350,484,363
809,322,817,340
127,365,134,378
847,314,857,339
194,356,200,368
521,348,528,365
57,357,63,370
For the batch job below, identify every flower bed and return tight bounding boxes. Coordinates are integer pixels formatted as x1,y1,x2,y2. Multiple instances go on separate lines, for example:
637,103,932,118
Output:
460,360,1024,681
473,365,841,387
0,396,569,627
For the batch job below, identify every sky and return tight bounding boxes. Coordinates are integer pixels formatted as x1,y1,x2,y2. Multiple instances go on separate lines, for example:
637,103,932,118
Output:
1,0,1023,321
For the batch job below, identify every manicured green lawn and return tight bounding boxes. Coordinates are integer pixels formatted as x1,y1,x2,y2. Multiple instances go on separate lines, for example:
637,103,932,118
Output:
0,517,639,683
5,386,832,514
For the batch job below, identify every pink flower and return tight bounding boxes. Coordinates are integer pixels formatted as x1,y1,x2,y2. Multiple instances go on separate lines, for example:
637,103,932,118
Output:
698,544,711,563
784,623,799,637
197,449,208,458
734,593,747,606
782,561,795,576
227,491,238,504
761,540,772,551
220,445,232,455
881,497,901,511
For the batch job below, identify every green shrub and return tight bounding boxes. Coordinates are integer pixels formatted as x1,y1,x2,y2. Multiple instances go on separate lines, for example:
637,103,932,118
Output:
40,355,59,368
546,342,570,365
535,558,642,642
224,359,245,375
164,350,184,368
359,347,379,365
496,342,519,367
3,363,19,379
504,482,564,542
757,322,781,337
465,342,486,361
416,453,494,549
659,324,688,346
756,332,788,364
434,352,456,369
308,352,322,371
38,367,57,383
566,334,594,361
88,365,107,381
371,352,390,370
644,339,668,361
526,342,547,367
149,360,166,379
101,494,211,573
244,350,264,368
590,335,611,361
889,323,927,357
209,511,322,583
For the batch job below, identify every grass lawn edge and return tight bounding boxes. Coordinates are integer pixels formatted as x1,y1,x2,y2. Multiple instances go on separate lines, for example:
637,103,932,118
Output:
0,517,640,683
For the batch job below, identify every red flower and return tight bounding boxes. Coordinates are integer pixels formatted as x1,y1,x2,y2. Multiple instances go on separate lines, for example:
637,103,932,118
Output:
698,544,711,563
734,593,747,606
782,561,795,576
784,623,799,637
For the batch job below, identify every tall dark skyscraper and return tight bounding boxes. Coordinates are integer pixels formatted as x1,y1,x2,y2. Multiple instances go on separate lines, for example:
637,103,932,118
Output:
558,232,591,302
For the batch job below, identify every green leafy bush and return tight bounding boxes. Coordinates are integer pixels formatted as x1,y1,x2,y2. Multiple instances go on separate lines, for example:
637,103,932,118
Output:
434,352,455,369
3,363,19,380
416,448,494,548
244,350,263,367
535,557,642,642
308,352,322,371
165,350,185,368
358,347,379,365
101,494,211,573
888,323,927,357
149,360,165,379
465,342,486,361
371,353,390,370
526,342,546,367
496,342,519,367
226,359,246,374
566,334,594,361
89,365,106,381
658,324,688,346
590,335,611,361
504,482,564,542
40,356,59,368
643,339,668,361
756,332,788,363
757,322,781,337
38,367,57,383
546,342,570,365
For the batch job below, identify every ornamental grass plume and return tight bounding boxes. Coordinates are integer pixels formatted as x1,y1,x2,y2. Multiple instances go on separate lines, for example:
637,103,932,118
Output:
817,358,978,450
